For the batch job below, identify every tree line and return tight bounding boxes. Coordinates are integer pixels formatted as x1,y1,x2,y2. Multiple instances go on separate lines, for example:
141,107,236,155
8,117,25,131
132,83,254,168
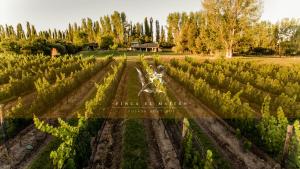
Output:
0,11,169,55
167,0,300,57
0,0,299,57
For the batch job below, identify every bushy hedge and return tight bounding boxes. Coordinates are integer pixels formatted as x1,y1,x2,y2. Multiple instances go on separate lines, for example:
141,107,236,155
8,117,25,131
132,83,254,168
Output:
0,38,81,55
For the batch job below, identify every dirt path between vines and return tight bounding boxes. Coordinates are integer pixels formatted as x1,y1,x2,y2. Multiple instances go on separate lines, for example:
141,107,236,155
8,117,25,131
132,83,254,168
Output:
0,61,115,169
89,62,127,169
137,62,181,169
3,92,36,112
163,73,279,169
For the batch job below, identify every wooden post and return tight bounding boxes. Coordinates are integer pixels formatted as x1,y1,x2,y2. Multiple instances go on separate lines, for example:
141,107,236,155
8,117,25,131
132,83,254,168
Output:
282,125,294,165
51,48,58,58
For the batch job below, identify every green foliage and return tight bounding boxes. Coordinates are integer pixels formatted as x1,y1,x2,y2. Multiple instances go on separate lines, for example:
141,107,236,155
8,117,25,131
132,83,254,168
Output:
157,56,293,159
183,131,203,169
122,120,148,169
99,35,114,50
276,18,300,56
183,131,215,169
0,11,298,55
287,120,300,168
30,57,109,116
33,57,126,169
28,139,61,169
73,31,88,46
33,115,82,169
0,39,21,53
122,63,148,169
204,150,214,169
181,57,300,117
258,97,288,157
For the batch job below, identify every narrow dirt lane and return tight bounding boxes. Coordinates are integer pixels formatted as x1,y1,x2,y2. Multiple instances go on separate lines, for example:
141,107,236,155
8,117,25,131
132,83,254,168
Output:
90,62,128,169
137,62,181,169
0,61,115,169
163,73,279,169
140,92,181,169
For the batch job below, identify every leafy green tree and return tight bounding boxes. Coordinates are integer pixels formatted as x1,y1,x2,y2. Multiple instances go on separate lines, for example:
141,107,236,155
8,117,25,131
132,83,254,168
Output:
26,22,32,39
186,13,198,53
111,11,125,46
16,23,25,39
160,26,166,43
87,17,95,43
100,15,113,36
174,20,189,53
67,23,74,42
73,31,88,46
99,35,114,49
202,0,262,58
155,20,160,43
144,17,150,42
244,21,276,55
149,17,153,42
31,25,37,37
0,38,21,53
276,18,300,56
135,22,144,43
167,13,180,45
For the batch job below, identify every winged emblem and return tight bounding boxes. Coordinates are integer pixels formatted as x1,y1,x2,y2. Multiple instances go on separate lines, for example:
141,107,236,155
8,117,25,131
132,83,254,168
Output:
136,65,165,96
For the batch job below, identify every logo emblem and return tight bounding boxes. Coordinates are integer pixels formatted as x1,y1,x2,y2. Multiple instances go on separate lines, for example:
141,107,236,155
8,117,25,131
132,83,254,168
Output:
136,65,166,96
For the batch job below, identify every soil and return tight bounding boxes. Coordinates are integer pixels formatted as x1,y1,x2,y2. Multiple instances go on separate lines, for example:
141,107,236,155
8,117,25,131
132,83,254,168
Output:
3,92,36,112
138,62,181,169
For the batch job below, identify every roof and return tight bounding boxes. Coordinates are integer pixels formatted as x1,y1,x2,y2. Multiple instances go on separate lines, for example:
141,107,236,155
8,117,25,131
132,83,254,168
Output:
131,43,159,48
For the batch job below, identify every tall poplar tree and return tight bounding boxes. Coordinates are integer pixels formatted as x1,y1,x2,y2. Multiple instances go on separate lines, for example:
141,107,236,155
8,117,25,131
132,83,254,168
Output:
155,20,160,43
160,26,166,43
16,23,25,39
26,22,32,39
144,17,150,42
150,17,153,42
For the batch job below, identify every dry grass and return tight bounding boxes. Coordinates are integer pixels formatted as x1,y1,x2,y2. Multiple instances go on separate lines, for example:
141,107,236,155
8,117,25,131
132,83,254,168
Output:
235,56,300,66
155,54,300,66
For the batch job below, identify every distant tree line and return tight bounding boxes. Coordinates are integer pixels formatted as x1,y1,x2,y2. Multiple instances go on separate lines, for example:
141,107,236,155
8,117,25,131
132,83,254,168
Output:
0,1,299,57
0,11,169,55
167,0,300,57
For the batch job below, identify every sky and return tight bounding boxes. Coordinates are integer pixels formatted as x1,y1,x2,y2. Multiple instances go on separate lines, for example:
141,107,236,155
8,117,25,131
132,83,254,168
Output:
0,0,299,31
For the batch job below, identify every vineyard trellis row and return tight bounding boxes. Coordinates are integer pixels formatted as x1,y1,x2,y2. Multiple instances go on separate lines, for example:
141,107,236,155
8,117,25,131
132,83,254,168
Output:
0,55,112,144
1,54,300,169
140,56,215,169
155,56,300,167
33,57,126,169
184,57,300,117
0,54,96,102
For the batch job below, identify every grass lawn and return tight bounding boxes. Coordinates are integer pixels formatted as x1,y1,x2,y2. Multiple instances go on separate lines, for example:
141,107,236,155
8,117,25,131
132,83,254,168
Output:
28,138,61,169
236,56,300,66
79,50,181,57
122,64,148,169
